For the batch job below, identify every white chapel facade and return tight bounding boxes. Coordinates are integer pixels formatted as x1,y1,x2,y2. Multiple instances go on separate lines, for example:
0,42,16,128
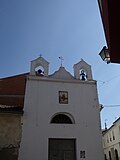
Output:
19,56,104,160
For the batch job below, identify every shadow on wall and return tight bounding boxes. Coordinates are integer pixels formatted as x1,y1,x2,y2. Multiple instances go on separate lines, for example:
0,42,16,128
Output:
0,147,18,160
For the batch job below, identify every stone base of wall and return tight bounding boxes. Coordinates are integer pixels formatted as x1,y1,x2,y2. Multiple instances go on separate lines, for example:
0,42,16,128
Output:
0,147,19,160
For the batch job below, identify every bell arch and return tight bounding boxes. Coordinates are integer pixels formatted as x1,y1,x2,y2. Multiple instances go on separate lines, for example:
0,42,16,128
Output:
73,59,93,80
115,149,119,160
50,112,75,124
30,56,49,76
35,65,44,76
80,69,87,80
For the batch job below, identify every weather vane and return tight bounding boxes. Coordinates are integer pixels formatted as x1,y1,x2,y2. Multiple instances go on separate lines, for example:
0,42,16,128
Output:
59,56,64,67
39,54,42,57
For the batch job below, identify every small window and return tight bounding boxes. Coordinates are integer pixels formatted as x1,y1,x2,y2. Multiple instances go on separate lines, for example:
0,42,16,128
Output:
113,135,115,140
107,135,109,143
109,133,112,142
51,114,72,124
112,131,115,140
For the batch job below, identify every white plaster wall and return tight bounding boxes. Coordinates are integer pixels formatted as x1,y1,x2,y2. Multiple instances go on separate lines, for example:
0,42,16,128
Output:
19,76,104,160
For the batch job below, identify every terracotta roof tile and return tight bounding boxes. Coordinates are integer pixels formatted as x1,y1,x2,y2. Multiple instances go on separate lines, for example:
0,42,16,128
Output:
0,73,29,95
0,73,29,107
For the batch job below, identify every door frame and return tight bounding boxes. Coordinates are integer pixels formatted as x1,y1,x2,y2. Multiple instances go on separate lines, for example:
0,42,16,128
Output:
48,138,76,160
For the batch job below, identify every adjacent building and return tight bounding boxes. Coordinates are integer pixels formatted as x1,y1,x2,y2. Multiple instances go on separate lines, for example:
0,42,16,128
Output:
98,0,120,63
102,117,120,160
0,73,28,160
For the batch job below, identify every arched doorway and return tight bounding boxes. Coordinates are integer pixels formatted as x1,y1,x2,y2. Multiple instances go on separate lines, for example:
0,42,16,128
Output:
109,151,112,160
104,154,107,160
115,149,119,160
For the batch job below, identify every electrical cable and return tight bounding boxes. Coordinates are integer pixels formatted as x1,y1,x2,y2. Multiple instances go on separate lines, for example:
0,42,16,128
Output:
103,105,120,108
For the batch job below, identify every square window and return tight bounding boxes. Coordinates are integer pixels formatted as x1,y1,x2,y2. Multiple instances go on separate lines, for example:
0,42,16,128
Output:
59,91,68,104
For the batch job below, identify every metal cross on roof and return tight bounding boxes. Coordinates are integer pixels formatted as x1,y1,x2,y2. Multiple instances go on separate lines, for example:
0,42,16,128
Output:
59,56,64,67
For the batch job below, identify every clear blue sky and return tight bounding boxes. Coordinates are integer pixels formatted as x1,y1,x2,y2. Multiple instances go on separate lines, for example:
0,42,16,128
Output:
0,0,120,128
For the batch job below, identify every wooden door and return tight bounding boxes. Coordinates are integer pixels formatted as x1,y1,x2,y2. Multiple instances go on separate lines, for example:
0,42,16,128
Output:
48,139,76,160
